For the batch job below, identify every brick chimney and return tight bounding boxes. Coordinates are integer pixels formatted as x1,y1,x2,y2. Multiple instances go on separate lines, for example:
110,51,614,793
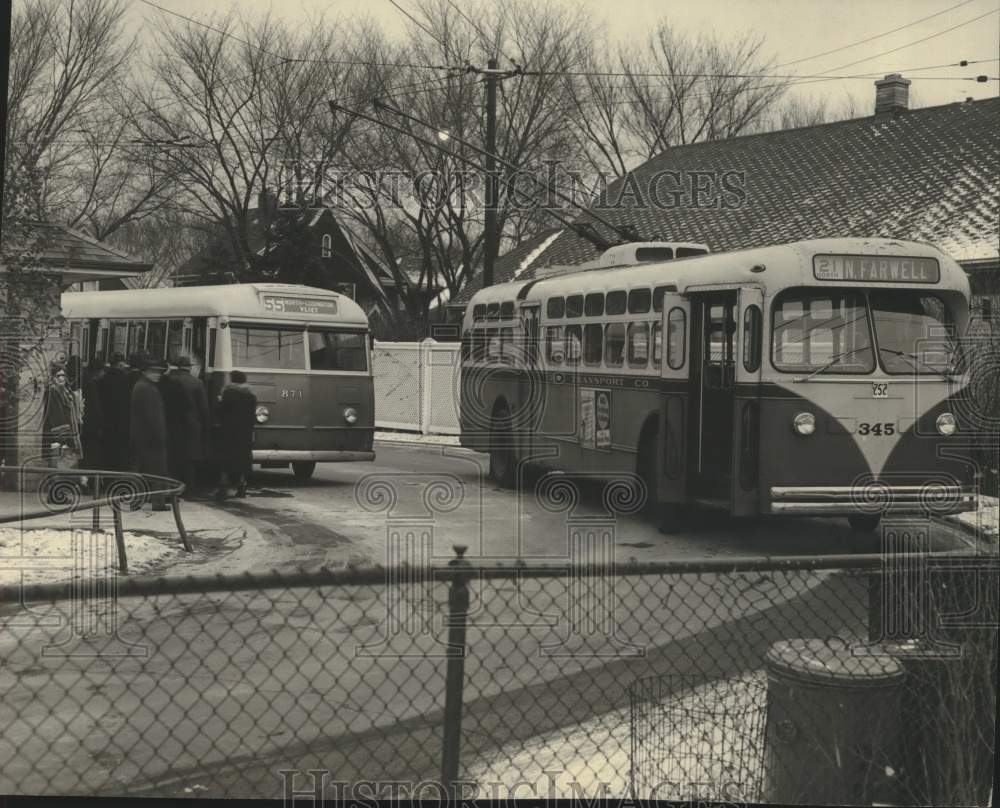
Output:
874,73,911,117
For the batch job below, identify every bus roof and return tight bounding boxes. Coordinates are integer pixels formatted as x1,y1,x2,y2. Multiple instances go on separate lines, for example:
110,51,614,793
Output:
62,283,370,326
465,238,970,312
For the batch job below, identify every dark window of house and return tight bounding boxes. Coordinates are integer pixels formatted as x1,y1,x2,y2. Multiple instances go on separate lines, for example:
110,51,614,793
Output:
628,288,652,314
585,293,604,317
606,290,627,315
547,297,565,318
566,295,584,318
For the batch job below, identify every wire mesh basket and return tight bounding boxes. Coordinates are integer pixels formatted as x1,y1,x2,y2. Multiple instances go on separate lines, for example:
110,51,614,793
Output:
629,673,768,802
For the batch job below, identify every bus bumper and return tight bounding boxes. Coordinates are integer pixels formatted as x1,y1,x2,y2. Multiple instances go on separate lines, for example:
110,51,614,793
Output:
769,485,977,515
253,450,376,463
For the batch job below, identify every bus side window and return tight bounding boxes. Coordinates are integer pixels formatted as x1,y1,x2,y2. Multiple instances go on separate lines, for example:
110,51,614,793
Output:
546,325,564,364
208,328,217,369
667,307,687,370
652,322,663,368
743,305,762,372
584,323,603,366
564,324,582,364
487,329,501,362
628,322,649,368
605,322,626,367
167,320,184,362
499,327,513,364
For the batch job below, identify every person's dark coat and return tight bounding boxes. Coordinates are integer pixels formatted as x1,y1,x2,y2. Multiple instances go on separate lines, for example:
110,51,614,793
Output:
98,367,132,471
80,370,104,469
129,375,169,477
42,383,81,462
217,382,256,476
165,368,210,463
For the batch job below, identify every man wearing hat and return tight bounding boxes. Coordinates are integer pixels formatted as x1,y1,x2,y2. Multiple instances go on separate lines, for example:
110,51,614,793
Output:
162,354,210,498
129,352,170,510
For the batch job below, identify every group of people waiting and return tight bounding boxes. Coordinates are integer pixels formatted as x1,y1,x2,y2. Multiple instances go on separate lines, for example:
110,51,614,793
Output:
42,353,258,506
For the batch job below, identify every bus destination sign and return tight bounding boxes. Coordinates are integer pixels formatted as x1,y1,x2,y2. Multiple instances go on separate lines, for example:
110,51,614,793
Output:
813,255,940,284
261,295,337,315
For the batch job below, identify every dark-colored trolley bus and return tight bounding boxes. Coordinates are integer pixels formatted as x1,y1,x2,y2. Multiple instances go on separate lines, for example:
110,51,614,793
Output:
460,238,976,532
62,283,375,479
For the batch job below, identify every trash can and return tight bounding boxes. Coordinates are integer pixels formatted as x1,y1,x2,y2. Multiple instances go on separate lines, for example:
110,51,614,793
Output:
763,638,905,806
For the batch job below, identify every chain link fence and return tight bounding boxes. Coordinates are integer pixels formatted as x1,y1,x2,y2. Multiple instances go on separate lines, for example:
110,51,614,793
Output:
0,551,995,801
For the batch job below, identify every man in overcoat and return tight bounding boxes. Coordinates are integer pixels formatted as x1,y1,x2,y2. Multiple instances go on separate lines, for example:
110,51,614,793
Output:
215,370,256,500
129,354,170,510
98,353,132,471
162,355,210,497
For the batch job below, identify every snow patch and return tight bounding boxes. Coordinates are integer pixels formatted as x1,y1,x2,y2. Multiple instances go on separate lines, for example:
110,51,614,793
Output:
0,528,180,586
514,231,563,279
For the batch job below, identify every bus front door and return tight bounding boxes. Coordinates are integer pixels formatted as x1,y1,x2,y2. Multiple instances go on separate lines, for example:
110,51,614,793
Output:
732,287,764,516
658,292,692,509
689,292,738,503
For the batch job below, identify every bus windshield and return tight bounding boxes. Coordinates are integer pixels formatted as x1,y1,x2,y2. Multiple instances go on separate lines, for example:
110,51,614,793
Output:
772,289,963,376
308,330,367,371
869,291,962,375
772,290,874,374
231,325,305,369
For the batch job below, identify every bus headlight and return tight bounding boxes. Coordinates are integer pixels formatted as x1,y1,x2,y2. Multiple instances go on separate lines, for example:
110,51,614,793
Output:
343,407,358,425
793,412,816,436
255,405,269,424
936,412,957,435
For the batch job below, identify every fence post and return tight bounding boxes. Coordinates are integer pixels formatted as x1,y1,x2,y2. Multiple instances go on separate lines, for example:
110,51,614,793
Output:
441,544,471,794
111,502,128,574
420,338,435,436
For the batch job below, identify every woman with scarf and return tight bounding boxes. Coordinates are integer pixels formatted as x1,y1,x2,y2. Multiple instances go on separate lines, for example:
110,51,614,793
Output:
42,364,82,469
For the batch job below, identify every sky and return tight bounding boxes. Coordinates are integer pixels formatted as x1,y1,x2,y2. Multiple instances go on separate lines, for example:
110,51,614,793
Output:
124,0,1000,111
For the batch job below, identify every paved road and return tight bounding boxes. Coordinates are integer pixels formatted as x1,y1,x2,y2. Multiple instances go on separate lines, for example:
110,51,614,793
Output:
214,439,974,568
0,440,981,797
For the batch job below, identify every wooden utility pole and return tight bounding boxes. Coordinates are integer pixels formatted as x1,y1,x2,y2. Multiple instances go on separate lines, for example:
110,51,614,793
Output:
483,57,499,289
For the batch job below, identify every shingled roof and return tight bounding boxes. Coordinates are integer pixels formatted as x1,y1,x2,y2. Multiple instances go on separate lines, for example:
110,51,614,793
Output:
452,96,999,305
5,222,153,281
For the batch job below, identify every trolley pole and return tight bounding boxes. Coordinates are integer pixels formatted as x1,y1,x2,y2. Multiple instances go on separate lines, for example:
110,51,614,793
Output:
483,57,499,289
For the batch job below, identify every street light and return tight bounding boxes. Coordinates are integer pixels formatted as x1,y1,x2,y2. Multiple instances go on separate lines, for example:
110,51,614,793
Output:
437,130,450,142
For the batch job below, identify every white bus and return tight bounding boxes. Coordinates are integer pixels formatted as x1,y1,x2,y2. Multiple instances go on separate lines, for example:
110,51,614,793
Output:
62,283,375,478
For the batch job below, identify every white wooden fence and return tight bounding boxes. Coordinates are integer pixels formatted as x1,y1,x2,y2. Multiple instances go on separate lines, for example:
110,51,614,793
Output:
372,340,461,435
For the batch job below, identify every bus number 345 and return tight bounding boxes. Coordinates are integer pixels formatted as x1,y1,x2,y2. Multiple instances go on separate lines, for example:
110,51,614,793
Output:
858,422,895,436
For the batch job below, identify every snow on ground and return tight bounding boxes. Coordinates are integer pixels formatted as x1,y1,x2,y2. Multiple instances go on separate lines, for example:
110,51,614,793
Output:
0,527,181,587
953,495,999,541
374,430,461,446
462,670,767,801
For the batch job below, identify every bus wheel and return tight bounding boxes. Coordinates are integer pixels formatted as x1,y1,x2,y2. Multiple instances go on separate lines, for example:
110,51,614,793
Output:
292,461,316,480
848,514,881,533
489,408,517,489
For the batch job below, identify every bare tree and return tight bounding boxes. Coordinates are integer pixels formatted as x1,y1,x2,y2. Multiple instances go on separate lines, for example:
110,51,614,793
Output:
131,10,380,281
332,0,590,328
565,23,788,179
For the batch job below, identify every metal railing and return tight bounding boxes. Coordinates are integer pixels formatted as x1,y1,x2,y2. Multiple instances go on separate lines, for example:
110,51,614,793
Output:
0,547,995,801
0,464,192,572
